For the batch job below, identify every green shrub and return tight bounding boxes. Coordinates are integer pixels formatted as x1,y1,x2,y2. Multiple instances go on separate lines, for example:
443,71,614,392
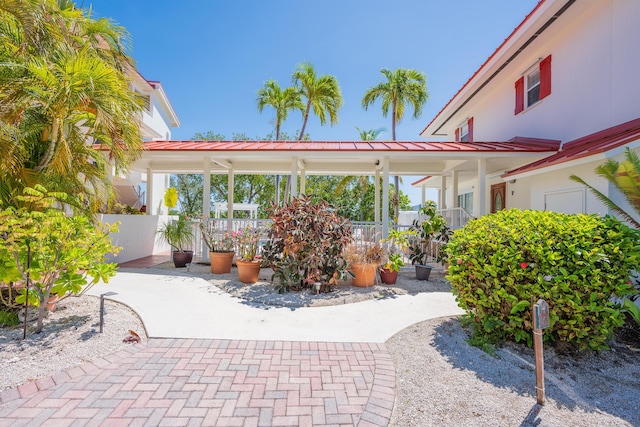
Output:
446,209,640,350
0,310,19,327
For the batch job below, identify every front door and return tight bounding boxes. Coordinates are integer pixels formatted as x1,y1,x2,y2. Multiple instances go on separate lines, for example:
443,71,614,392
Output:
490,183,506,213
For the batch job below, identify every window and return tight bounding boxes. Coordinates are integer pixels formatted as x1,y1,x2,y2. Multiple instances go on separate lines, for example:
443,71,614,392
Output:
455,117,474,142
515,55,551,114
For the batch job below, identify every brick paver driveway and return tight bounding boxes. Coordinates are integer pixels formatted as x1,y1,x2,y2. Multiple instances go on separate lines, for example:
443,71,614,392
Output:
0,338,395,426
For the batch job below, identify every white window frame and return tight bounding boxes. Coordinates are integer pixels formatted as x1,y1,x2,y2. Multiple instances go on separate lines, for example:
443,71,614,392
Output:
526,67,541,108
457,121,469,142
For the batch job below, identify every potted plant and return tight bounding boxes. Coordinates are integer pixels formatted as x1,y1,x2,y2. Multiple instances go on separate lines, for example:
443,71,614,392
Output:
200,220,236,274
408,201,449,280
235,225,265,284
157,216,195,268
379,252,404,285
344,242,386,287
261,196,353,294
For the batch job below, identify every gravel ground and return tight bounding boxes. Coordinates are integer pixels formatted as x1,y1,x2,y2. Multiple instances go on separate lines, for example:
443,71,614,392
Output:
387,316,640,427
1,266,639,427
0,295,145,392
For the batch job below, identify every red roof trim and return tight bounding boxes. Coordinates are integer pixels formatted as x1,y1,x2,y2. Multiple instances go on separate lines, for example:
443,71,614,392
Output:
136,139,560,153
503,117,640,178
421,0,547,136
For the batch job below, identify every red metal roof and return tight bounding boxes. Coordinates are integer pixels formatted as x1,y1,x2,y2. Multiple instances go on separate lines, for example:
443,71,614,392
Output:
503,117,640,178
140,138,560,153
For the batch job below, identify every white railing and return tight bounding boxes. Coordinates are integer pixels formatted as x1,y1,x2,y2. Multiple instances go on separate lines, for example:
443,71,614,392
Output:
436,207,474,230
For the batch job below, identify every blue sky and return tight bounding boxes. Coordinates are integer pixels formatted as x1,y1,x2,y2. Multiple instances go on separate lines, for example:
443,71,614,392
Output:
88,0,539,205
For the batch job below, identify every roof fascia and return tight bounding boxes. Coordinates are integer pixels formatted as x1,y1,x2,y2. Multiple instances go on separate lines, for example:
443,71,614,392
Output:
148,81,181,128
421,0,575,138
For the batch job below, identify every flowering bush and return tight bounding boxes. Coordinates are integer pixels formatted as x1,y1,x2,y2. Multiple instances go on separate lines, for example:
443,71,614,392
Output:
235,225,265,261
200,221,235,252
447,209,640,350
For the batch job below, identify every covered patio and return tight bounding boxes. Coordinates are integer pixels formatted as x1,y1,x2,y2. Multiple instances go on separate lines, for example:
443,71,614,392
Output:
134,138,560,232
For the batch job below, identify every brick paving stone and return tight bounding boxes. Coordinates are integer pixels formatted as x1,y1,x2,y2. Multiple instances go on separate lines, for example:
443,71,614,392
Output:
0,339,396,426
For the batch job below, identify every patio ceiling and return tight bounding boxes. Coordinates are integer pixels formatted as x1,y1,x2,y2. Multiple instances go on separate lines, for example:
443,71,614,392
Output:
129,138,561,178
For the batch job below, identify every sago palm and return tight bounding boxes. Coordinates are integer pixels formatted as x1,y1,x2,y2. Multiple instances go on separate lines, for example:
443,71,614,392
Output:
570,147,640,228
362,68,429,222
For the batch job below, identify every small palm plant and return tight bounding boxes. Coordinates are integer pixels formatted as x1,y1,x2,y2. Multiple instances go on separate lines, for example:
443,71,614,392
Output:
570,147,640,228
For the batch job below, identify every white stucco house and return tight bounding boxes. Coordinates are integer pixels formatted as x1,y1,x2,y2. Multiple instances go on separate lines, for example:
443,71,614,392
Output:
101,70,181,263
416,0,640,221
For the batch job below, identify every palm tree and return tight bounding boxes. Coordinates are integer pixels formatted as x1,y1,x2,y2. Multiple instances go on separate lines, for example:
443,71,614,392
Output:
257,80,303,205
570,147,640,228
292,63,343,141
0,0,144,213
362,68,429,222
336,127,387,220
257,80,303,141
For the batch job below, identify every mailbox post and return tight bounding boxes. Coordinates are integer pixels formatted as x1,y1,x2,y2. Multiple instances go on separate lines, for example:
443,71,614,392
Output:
533,299,549,405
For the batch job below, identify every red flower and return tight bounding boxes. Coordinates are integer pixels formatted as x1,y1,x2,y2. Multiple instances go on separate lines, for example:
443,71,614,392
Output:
457,258,463,265
520,262,528,269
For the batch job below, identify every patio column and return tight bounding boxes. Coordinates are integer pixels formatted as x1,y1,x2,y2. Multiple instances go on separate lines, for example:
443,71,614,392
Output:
451,170,459,208
421,185,426,206
300,168,306,196
440,175,447,210
290,157,298,199
474,159,487,216
227,170,234,231
374,169,380,223
146,167,153,215
202,159,211,261
382,157,390,238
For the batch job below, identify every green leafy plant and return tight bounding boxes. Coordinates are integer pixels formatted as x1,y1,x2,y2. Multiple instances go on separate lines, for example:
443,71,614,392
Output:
623,299,640,326
408,201,450,265
0,186,120,334
261,195,353,293
446,209,640,351
199,220,235,252
156,217,194,252
0,310,19,327
382,253,405,273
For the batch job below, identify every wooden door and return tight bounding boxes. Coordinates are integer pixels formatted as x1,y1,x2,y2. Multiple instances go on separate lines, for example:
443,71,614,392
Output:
491,183,506,213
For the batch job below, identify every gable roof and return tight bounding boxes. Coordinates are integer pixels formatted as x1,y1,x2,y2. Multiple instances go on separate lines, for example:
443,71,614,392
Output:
503,117,640,178
421,0,576,137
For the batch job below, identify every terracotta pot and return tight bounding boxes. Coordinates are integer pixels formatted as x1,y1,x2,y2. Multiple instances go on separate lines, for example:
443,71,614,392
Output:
351,263,378,287
46,295,59,312
415,264,433,281
209,251,235,274
236,259,261,284
172,250,193,268
379,267,398,285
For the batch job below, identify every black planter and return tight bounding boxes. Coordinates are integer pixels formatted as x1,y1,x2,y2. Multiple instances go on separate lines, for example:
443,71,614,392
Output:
415,264,433,281
172,250,193,268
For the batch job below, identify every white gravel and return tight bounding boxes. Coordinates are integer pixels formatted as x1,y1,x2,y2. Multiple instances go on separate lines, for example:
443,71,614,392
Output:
0,295,145,392
387,316,640,427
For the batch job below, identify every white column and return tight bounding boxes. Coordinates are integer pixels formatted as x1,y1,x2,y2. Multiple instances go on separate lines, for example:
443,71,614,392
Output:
227,170,234,231
421,185,426,206
382,157,390,238
300,168,306,196
290,157,298,199
440,175,447,210
374,170,380,223
474,159,487,216
146,167,153,215
451,170,459,208
202,159,211,261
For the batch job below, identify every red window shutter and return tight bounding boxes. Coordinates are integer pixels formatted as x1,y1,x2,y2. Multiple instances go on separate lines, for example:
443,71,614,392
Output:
514,77,524,114
539,55,552,99
467,117,474,142
454,128,460,142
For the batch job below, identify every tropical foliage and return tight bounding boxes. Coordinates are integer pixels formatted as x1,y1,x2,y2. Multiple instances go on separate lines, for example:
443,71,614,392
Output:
446,209,640,351
0,0,145,214
570,147,640,228
0,186,120,334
